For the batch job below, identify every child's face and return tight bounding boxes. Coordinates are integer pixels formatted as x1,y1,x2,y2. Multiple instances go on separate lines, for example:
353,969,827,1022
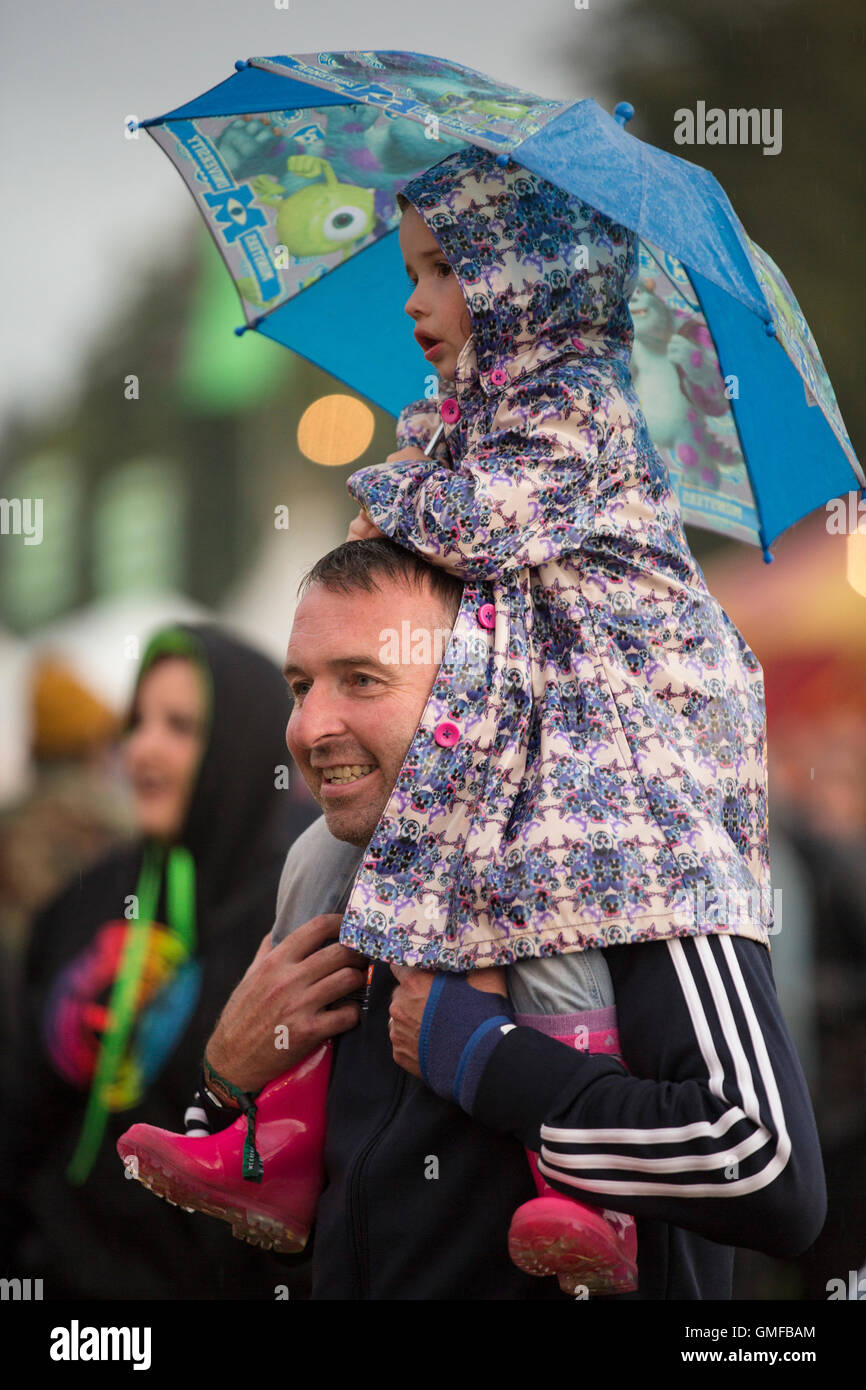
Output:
400,204,472,381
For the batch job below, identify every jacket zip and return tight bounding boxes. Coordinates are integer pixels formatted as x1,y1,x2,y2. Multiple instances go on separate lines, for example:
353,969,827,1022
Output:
347,1068,406,1299
345,976,407,1298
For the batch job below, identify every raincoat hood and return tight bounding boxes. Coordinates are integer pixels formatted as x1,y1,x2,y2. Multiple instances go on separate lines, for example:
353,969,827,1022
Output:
396,146,639,399
129,623,305,912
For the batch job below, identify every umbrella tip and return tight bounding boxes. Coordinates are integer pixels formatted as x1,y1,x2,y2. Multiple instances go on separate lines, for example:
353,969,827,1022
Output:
762,546,774,564
613,102,635,127
235,59,250,71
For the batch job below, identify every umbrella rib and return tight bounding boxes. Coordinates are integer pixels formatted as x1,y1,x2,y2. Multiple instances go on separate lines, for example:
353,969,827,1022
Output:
640,241,701,315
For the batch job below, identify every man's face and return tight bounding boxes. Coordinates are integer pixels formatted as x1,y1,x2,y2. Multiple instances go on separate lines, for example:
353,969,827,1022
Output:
400,204,472,382
284,577,453,847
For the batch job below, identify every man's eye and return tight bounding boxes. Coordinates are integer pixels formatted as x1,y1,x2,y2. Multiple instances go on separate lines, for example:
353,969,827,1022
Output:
436,261,451,276
348,673,383,694
290,682,310,699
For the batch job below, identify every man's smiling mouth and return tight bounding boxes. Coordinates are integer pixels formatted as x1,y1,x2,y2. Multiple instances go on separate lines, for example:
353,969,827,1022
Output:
320,763,376,785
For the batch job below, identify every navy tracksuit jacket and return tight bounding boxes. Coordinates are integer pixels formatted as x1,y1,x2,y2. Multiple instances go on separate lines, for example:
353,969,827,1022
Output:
198,932,825,1299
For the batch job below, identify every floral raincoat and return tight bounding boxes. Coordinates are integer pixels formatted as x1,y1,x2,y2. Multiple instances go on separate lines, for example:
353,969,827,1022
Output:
340,146,773,971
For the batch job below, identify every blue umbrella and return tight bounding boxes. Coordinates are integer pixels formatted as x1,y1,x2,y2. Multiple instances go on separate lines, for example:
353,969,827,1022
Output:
133,50,863,558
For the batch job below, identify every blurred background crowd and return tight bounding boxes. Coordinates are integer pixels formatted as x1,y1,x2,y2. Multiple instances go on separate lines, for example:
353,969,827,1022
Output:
1,0,863,1300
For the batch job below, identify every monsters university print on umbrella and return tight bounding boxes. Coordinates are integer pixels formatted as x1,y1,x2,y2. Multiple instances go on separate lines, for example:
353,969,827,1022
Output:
134,49,862,558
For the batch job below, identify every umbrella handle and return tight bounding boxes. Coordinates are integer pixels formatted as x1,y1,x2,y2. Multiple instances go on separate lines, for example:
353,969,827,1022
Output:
425,422,445,457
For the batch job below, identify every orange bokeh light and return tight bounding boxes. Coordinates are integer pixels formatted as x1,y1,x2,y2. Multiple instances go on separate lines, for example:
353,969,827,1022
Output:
296,394,376,467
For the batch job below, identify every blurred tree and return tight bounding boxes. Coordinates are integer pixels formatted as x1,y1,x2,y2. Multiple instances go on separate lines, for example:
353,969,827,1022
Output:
0,222,387,630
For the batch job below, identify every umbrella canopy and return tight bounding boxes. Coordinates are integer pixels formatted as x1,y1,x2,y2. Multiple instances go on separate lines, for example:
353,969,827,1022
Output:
136,50,863,556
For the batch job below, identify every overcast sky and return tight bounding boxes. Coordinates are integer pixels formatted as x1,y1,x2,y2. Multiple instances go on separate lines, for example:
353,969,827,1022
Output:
0,0,621,435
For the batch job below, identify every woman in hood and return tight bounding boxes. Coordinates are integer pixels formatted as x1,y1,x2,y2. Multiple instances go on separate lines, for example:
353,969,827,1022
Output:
341,145,772,1291
0,623,317,1299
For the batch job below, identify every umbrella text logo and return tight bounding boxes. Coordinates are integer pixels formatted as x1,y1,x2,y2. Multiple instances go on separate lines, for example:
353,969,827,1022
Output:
674,102,782,156
204,186,268,245
0,497,42,546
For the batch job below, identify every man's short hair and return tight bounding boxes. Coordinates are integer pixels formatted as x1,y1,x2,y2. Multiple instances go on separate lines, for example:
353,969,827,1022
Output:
298,538,464,626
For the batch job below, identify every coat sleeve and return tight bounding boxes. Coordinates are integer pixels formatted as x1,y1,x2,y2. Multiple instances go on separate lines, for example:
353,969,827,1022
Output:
470,933,827,1260
347,380,605,582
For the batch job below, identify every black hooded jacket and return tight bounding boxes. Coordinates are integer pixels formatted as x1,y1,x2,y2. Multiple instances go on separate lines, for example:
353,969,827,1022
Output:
0,624,318,1299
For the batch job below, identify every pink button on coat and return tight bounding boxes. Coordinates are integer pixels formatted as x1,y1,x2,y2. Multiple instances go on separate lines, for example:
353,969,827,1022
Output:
341,147,773,971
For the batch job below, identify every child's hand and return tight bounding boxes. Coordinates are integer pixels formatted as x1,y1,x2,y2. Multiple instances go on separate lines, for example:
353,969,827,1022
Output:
386,446,428,463
346,509,385,542
467,966,508,998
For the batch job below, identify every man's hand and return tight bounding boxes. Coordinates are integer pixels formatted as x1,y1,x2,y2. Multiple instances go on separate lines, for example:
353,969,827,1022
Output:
205,915,368,1095
346,509,385,542
388,964,508,1080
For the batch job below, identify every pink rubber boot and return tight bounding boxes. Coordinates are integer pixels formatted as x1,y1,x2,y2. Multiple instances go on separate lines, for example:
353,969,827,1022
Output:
507,1011,638,1296
117,1042,331,1253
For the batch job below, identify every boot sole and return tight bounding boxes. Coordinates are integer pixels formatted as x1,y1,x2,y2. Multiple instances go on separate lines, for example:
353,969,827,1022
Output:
509,1235,637,1294
509,1210,638,1294
126,1153,310,1254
